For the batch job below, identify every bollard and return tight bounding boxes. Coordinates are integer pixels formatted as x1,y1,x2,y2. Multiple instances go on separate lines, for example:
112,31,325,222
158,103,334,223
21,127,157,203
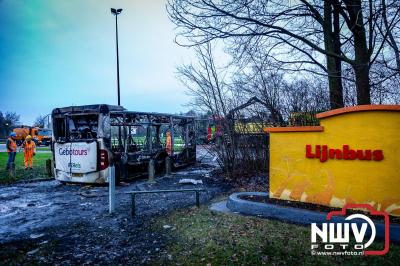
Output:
45,159,52,177
131,194,136,217
148,159,155,183
8,163,15,178
109,165,116,214
165,156,171,176
195,190,200,208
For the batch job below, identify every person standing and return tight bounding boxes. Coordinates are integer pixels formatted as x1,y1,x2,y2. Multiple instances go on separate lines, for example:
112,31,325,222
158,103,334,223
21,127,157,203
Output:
6,132,17,170
22,135,36,169
165,130,172,155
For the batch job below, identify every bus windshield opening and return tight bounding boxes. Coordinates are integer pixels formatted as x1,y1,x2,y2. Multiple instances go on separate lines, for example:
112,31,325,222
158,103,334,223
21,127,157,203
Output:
53,114,98,142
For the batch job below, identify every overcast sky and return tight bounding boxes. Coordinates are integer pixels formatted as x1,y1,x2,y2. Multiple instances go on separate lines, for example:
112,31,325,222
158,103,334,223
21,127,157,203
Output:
0,0,196,125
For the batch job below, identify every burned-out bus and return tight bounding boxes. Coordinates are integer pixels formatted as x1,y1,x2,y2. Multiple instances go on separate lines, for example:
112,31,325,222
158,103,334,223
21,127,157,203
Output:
51,104,196,183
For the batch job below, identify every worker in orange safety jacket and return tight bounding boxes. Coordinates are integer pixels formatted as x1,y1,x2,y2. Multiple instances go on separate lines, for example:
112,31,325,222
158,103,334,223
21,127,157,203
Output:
6,132,17,170
165,131,172,155
22,135,36,169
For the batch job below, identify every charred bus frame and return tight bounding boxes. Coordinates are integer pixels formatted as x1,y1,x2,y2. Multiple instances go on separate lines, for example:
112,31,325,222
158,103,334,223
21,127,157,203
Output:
109,110,196,178
51,105,196,183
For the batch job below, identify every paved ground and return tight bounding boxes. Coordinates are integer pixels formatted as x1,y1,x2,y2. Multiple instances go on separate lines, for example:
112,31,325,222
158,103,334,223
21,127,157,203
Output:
0,146,231,264
0,165,226,242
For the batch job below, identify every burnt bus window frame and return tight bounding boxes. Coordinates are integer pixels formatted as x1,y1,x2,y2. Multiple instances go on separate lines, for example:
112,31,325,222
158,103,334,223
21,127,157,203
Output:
108,111,196,157
66,113,99,142
53,113,99,143
53,116,67,142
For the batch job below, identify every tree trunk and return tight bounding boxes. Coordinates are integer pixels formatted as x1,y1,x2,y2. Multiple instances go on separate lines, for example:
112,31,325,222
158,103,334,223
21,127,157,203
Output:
353,61,371,104
324,0,344,109
353,28,371,104
332,1,344,108
344,0,371,105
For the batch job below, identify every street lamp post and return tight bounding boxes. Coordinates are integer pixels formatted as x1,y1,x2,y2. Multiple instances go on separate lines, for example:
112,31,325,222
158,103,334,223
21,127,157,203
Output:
42,114,51,128
111,8,123,106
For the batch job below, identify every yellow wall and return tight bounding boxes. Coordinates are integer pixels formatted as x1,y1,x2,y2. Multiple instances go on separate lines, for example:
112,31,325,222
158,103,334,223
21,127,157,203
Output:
268,110,400,216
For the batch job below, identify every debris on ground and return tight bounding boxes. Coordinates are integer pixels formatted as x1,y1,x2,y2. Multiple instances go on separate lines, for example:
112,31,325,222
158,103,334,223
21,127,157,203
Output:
179,179,203,185
29,234,45,239
26,248,40,256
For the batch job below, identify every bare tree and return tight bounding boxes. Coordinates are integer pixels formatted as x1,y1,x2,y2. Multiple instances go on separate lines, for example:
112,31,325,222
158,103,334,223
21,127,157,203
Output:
33,115,47,128
171,1,400,178
380,0,400,72
178,43,238,177
0,112,20,138
178,43,233,115
168,0,399,106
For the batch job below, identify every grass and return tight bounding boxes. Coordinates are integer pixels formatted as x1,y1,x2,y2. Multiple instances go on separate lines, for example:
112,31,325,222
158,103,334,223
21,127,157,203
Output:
154,205,400,265
0,152,52,184
36,146,51,151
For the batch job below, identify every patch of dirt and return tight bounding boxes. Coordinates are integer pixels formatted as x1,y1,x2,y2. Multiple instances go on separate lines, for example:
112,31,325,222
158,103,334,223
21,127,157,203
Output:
227,174,269,192
0,221,169,265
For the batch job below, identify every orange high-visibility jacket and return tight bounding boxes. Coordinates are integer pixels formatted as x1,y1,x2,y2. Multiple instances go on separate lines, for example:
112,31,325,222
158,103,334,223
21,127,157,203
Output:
166,132,172,155
22,141,36,156
6,137,16,153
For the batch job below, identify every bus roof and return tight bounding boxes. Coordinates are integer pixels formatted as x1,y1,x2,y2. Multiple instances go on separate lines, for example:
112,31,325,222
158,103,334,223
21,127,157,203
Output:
110,110,195,120
52,104,125,115
52,104,195,119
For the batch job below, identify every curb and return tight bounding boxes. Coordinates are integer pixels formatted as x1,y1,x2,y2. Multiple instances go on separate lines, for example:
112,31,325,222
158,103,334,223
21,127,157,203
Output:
226,192,400,243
